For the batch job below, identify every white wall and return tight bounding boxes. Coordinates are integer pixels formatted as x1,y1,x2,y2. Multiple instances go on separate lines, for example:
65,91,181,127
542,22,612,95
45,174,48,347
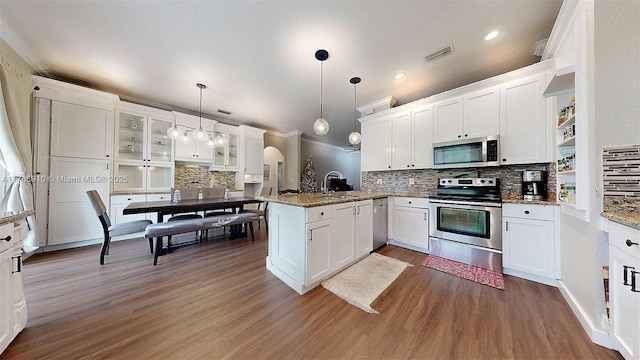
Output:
560,0,640,343
300,139,361,191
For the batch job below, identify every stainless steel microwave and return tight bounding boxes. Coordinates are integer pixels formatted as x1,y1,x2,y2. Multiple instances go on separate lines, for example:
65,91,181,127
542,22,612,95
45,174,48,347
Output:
433,135,500,169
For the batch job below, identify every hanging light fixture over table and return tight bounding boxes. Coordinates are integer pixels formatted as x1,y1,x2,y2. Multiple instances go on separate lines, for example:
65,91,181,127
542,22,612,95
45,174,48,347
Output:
167,83,214,144
313,49,329,135
348,76,361,145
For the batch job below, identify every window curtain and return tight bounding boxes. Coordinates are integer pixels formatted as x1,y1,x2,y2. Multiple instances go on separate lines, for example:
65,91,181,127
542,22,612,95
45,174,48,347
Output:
0,53,39,251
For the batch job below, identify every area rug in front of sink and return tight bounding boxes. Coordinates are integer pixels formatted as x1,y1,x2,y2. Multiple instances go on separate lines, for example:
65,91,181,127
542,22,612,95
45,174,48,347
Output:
321,253,413,314
422,255,505,290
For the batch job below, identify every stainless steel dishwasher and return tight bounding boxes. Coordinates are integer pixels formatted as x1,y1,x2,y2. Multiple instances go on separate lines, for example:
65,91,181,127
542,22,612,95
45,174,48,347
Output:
372,198,388,250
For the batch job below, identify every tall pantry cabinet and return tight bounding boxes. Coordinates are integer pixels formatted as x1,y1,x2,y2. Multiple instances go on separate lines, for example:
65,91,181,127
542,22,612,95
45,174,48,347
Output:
33,76,118,247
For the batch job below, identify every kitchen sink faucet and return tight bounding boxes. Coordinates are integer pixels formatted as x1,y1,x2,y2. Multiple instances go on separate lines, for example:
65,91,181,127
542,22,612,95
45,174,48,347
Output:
321,171,344,194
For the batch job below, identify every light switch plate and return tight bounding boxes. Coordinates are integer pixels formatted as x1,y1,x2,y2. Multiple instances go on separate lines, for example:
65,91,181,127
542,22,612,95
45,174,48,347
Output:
377,179,382,184
409,178,415,185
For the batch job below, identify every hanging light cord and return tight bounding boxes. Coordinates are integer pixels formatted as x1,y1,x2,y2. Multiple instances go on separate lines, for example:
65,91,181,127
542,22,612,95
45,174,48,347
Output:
199,85,203,128
353,82,357,132
320,60,324,118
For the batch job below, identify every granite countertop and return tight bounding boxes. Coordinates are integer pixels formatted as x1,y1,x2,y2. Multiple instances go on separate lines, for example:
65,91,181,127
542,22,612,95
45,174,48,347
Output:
264,191,392,207
601,212,640,230
0,210,35,226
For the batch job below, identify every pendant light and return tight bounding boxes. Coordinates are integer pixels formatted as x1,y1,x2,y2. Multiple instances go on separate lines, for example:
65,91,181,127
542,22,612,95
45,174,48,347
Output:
313,49,329,135
348,76,361,145
192,83,209,142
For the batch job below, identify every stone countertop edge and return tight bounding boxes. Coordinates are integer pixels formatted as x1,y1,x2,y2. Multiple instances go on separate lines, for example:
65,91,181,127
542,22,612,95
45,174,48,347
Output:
502,198,558,206
0,210,35,226
601,212,640,231
264,192,397,207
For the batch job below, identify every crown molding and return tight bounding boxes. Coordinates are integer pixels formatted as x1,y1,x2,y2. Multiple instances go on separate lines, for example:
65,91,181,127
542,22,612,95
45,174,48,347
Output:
0,19,53,78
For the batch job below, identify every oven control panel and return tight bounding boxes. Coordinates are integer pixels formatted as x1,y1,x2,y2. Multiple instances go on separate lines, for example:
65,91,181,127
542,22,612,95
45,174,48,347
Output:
439,178,498,187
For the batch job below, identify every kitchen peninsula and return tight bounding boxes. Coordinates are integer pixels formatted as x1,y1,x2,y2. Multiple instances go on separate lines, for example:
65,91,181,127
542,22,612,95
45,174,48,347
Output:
265,191,388,294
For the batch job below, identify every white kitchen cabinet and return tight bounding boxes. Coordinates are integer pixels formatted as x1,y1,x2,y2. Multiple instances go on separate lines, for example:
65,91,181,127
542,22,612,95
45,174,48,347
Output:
112,162,173,193
434,89,499,144
110,193,170,225
608,222,640,360
0,221,27,355
390,197,429,253
333,202,357,268
355,200,373,259
0,224,13,353
433,97,463,143
306,219,332,285
500,72,550,165
392,106,433,170
240,125,266,175
33,76,119,248
212,123,240,170
502,203,558,284
47,157,111,246
114,103,175,193
463,87,500,139
267,200,373,294
49,101,113,160
115,104,174,164
333,199,373,266
173,111,216,163
360,115,392,171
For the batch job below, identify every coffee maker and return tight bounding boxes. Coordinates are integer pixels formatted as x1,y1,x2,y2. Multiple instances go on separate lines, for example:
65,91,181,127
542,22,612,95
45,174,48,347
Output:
522,170,548,200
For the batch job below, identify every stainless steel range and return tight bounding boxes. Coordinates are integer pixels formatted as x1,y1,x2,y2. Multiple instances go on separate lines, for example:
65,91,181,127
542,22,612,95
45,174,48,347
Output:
429,177,503,273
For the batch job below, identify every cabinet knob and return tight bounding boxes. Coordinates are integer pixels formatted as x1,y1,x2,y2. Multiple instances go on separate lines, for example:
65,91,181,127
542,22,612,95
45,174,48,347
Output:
412,164,415,167
626,239,639,247
408,201,412,204
320,212,324,216
388,166,391,169
457,135,462,138
2,235,11,242
502,158,507,162
524,210,530,214
464,134,468,137
106,155,109,158
407,165,410,168
127,198,132,201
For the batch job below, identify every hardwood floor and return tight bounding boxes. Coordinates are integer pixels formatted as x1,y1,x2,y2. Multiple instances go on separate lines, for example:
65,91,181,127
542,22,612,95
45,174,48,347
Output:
3,228,622,360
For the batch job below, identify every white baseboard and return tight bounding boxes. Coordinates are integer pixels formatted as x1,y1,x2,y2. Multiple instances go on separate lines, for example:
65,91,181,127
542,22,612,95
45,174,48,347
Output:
557,280,615,350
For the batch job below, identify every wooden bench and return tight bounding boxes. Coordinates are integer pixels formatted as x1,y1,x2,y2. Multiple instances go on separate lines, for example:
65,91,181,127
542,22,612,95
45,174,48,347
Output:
145,212,259,265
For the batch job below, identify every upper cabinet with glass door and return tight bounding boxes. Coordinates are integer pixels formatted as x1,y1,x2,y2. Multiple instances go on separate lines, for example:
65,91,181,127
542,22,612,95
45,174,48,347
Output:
212,123,240,170
115,102,174,164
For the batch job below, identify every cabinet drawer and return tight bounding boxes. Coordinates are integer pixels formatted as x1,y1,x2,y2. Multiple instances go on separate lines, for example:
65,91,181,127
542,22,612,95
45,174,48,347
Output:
111,194,146,204
145,193,171,202
503,203,555,221
609,222,640,258
394,197,429,209
306,205,333,223
0,223,14,254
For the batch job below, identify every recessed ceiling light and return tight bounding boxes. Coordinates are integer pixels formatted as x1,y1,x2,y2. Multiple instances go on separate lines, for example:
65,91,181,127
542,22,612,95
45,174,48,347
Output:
395,73,405,79
484,30,500,41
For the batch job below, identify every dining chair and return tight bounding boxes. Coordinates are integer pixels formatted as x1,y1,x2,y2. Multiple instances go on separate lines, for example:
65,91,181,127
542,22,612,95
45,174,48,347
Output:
242,186,272,230
167,188,203,244
86,190,153,265
202,187,234,238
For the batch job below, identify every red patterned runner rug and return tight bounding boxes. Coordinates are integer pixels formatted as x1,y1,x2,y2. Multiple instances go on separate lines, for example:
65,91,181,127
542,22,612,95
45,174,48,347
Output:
422,255,505,290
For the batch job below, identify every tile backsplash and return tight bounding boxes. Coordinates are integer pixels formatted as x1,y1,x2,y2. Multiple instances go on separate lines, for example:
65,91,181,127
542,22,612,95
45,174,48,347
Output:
602,144,640,216
361,163,555,199
174,164,236,189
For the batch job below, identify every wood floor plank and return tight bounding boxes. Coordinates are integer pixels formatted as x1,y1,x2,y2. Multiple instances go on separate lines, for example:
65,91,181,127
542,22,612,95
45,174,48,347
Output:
2,228,623,359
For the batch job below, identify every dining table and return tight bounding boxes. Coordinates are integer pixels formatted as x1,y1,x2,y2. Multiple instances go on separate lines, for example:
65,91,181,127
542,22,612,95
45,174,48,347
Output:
123,196,264,254
123,196,263,223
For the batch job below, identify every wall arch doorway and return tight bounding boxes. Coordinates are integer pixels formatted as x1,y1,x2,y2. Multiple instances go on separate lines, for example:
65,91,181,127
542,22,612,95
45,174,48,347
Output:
264,146,284,194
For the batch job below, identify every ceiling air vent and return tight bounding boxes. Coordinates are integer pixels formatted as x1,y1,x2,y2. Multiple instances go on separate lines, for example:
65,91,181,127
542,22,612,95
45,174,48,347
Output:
217,109,232,115
424,44,454,63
